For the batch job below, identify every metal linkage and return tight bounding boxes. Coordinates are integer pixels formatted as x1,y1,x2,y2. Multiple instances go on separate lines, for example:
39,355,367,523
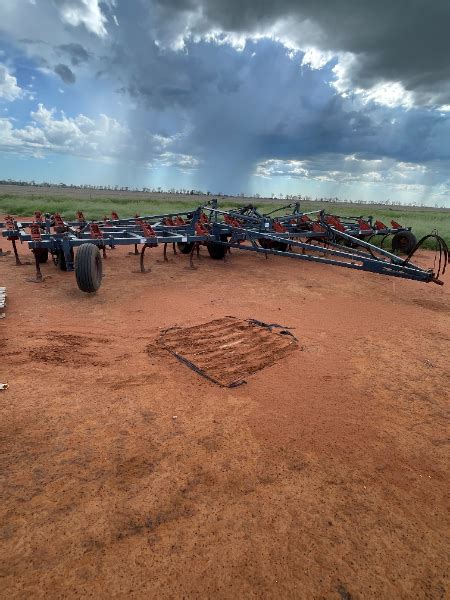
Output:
1,202,447,293
219,205,418,255
201,210,446,285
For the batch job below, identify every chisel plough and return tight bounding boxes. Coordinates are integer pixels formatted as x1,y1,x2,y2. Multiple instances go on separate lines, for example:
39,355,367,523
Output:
1,201,447,293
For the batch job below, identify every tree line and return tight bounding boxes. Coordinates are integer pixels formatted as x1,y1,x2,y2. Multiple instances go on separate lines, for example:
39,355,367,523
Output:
0,179,446,208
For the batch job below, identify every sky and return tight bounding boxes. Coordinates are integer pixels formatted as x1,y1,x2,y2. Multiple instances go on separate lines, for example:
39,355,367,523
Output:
0,0,450,206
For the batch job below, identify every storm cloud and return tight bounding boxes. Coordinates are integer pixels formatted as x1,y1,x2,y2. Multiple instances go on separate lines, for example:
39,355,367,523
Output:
148,0,450,106
0,0,449,202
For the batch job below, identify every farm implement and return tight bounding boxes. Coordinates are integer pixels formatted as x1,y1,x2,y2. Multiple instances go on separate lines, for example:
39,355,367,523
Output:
234,202,419,253
1,202,447,292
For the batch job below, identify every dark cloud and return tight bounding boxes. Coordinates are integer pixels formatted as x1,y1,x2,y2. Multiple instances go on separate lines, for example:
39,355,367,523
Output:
150,0,450,105
105,20,450,190
3,0,450,105
57,43,90,66
54,63,76,83
96,0,450,192
1,0,449,200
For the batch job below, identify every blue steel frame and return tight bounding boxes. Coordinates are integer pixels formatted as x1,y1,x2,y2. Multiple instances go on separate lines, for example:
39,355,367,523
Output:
1,202,445,288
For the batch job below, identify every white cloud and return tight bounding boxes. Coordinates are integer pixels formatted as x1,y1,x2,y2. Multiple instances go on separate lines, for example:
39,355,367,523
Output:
6,103,128,156
146,151,200,171
0,64,22,101
254,155,448,191
359,81,414,109
301,47,333,70
0,103,198,170
332,54,414,109
56,0,108,37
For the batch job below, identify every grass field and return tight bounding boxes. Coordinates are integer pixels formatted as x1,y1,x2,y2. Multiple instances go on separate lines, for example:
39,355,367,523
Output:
1,186,448,248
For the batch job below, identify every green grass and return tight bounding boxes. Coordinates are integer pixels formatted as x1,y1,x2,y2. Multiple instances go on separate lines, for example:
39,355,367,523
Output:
1,193,448,249
0,193,256,220
0,193,193,220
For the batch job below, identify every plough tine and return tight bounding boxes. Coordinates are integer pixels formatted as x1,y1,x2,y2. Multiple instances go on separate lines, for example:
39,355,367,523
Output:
140,244,151,273
33,250,44,282
25,249,45,283
12,238,24,266
189,243,199,269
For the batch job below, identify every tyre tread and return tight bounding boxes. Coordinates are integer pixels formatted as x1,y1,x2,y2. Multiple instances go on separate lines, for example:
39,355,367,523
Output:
75,243,102,292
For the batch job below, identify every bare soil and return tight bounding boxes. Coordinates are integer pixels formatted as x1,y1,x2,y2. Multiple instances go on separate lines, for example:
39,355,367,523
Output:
0,240,449,599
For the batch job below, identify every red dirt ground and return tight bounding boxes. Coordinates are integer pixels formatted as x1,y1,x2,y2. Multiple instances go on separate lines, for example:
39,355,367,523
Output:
0,240,449,599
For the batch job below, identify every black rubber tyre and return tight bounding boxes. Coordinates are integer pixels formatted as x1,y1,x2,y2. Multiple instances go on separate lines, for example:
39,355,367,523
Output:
207,236,227,260
177,242,194,254
75,243,102,293
391,231,417,254
272,241,288,251
258,238,287,251
57,248,74,271
35,248,49,263
259,238,272,249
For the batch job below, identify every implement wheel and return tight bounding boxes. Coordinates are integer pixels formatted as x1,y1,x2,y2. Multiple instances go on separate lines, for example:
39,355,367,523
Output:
75,243,102,293
392,231,417,254
56,248,74,271
207,236,228,260
272,241,288,251
259,238,287,251
177,242,194,254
